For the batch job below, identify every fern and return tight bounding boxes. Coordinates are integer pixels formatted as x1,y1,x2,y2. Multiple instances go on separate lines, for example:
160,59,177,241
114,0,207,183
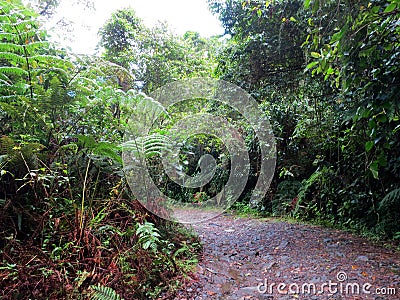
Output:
376,188,400,237
293,167,331,216
0,52,26,64
31,54,70,65
122,133,171,159
90,285,124,300
297,169,322,203
0,0,70,101
378,188,400,211
0,102,19,118
121,92,171,163
0,0,69,139
0,135,44,178
136,221,161,252
0,32,21,42
0,66,28,76
0,135,15,155
75,55,135,90
92,142,122,164
0,43,25,52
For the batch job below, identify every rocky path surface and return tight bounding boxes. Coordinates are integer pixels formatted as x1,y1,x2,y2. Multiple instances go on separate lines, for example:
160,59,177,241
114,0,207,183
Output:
176,213,400,300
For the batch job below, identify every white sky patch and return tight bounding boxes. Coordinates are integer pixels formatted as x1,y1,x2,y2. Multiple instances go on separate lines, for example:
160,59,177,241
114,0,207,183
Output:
36,0,225,55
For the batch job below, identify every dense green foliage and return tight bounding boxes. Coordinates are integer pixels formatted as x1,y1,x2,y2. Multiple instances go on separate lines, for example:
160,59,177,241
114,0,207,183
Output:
0,1,200,299
99,9,220,93
302,0,400,235
1,0,399,297
99,0,400,238
209,0,400,238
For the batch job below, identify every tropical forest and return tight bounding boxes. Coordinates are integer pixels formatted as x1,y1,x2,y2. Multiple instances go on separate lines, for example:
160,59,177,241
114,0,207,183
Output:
0,0,399,299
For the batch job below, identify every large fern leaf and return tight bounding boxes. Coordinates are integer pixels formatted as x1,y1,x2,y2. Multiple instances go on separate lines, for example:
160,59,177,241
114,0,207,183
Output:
0,52,26,64
121,133,171,159
0,66,28,76
0,42,24,53
0,135,15,155
376,188,400,237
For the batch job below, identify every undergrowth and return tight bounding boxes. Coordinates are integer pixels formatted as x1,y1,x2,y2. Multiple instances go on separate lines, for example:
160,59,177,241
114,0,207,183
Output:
0,2,201,298
0,190,202,299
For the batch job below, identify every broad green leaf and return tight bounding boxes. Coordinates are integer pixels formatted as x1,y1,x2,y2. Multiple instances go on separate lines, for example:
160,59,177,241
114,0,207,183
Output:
305,61,318,70
310,52,321,58
370,161,379,179
384,3,397,13
331,28,345,43
326,67,334,75
0,66,28,76
375,114,387,123
312,0,320,13
321,58,327,69
365,141,374,152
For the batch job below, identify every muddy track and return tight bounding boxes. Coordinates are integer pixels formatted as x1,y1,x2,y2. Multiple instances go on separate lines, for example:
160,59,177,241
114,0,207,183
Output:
176,213,400,300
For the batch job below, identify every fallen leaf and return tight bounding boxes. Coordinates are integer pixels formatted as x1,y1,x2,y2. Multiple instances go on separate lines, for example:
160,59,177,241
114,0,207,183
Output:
361,271,368,277
206,291,217,296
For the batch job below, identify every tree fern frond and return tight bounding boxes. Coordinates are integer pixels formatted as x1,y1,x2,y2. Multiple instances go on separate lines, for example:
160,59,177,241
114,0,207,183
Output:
1,22,38,37
23,41,50,53
0,78,12,86
74,55,135,89
30,54,65,64
122,133,171,159
0,42,24,53
0,32,20,43
75,84,93,95
136,94,168,120
0,66,28,76
123,94,169,137
0,71,11,81
0,95,19,102
0,52,26,64
40,67,69,81
70,77,100,91
92,141,122,164
90,285,123,300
